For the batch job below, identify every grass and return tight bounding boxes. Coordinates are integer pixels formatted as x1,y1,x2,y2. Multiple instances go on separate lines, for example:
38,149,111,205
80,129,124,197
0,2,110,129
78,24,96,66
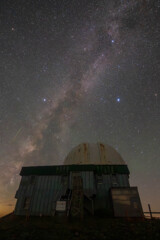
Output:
0,213,160,240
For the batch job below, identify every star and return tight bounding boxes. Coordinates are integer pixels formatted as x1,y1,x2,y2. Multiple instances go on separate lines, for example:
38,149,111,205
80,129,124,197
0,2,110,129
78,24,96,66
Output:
0,0,159,217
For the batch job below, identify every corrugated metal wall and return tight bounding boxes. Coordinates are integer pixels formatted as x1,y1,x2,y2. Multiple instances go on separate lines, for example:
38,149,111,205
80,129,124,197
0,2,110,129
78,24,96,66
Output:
15,175,67,216
15,173,129,216
69,172,129,192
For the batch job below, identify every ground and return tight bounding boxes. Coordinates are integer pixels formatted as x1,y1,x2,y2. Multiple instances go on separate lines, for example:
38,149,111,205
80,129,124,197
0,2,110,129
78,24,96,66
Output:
0,214,160,240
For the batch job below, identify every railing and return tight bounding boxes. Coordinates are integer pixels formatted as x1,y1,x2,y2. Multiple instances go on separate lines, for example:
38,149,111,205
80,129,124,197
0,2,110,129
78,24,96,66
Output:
66,190,72,216
144,212,160,219
143,204,160,219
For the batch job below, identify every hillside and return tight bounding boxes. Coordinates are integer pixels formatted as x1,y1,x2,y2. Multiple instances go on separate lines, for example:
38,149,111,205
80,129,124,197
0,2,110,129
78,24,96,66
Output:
0,214,160,240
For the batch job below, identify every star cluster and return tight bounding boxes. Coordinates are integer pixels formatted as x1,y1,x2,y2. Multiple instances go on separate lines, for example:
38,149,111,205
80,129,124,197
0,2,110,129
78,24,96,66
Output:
0,0,160,216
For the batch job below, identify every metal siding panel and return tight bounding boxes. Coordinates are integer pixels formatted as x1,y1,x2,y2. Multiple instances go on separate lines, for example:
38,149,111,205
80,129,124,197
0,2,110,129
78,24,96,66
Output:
116,174,129,187
20,177,29,212
121,174,127,187
69,172,72,189
52,176,60,208
103,175,112,210
39,176,46,214
35,176,43,214
44,176,49,215
50,176,59,213
47,176,54,215
15,177,24,214
43,176,49,214
48,176,55,215
51,176,67,213
32,176,46,215
95,174,107,210
33,176,39,215
47,176,54,214
47,176,55,214
81,171,96,196
103,175,112,191
15,195,23,215
42,176,51,215
35,176,41,215
30,177,37,214
16,175,64,216
121,174,125,186
44,176,50,215
15,177,23,198
15,176,30,215
31,177,38,215
36,176,43,215
124,174,130,187
116,174,122,186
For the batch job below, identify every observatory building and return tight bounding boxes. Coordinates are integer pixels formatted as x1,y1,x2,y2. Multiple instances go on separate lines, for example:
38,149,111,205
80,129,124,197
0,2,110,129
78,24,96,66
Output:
14,143,143,217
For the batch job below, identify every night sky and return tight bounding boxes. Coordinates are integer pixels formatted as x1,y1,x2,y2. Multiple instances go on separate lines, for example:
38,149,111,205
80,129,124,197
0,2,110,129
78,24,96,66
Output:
0,0,160,216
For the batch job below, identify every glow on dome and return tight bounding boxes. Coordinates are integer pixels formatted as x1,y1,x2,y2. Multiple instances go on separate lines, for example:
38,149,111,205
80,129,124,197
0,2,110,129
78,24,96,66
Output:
64,142,126,165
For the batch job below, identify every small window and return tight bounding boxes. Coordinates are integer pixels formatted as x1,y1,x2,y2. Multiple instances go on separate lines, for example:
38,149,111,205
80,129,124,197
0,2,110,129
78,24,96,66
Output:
23,197,30,210
97,175,103,184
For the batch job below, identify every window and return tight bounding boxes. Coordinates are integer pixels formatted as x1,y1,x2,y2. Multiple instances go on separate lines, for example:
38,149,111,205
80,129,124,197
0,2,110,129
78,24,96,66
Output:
23,197,30,210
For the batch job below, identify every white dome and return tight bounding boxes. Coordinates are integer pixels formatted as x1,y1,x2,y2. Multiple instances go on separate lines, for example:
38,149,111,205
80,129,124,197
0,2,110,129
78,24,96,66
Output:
64,143,126,165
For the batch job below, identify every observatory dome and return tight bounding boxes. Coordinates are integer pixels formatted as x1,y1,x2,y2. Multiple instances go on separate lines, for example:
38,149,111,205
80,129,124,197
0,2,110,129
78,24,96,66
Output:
64,143,126,165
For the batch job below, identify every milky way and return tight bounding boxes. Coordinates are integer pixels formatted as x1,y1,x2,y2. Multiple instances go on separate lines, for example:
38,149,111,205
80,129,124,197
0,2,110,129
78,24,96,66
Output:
0,0,160,215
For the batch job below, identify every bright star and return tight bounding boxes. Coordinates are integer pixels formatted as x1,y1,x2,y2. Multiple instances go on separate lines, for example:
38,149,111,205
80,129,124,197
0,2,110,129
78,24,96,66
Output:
117,98,120,102
43,98,47,102
111,40,115,43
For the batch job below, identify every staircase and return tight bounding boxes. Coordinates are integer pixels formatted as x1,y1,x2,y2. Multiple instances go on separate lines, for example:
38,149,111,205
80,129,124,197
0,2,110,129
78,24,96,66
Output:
60,189,72,216
70,175,84,219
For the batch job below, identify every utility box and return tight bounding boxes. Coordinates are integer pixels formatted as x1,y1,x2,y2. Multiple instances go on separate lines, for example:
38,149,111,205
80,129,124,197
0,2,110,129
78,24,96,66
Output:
111,187,143,217
56,201,66,211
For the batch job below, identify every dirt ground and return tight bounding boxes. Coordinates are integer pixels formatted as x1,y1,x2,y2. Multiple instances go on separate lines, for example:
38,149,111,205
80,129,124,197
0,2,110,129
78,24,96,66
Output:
0,214,160,240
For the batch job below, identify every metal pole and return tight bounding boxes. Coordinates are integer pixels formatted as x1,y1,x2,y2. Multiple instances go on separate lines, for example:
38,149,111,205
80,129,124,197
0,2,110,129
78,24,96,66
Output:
148,204,152,219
